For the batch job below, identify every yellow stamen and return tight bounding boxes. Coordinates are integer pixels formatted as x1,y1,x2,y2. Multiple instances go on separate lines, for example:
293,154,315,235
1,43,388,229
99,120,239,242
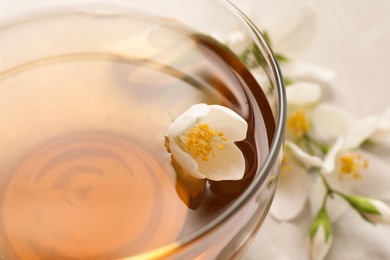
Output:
281,154,293,177
180,123,228,161
338,152,369,180
287,110,309,139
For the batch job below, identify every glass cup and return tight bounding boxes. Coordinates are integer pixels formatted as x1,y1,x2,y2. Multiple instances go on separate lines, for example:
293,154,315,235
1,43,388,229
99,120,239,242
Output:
0,0,286,259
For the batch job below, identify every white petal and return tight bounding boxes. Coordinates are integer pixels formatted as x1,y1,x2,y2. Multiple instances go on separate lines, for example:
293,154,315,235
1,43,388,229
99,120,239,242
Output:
344,109,390,150
309,176,351,222
311,103,357,145
270,164,311,221
321,136,344,175
196,143,245,181
244,227,292,260
270,3,319,55
285,141,323,168
310,225,332,260
281,61,336,84
286,82,322,106
225,30,251,53
169,140,204,179
203,105,248,141
364,200,390,224
252,68,271,90
166,103,209,137
308,178,326,218
370,120,390,145
351,151,390,201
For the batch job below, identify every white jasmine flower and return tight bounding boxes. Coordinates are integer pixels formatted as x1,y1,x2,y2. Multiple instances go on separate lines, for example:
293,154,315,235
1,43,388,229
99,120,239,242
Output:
166,103,248,181
286,82,322,141
225,3,335,86
309,208,333,260
317,106,390,178
270,83,322,221
307,106,390,221
274,84,390,224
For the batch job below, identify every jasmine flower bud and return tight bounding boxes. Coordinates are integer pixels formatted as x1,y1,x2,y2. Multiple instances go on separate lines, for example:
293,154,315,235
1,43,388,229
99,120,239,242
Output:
309,207,332,260
343,194,390,224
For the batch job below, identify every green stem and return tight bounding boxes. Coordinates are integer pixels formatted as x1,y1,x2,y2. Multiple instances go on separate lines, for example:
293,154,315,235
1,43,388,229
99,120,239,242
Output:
332,190,347,199
316,170,334,199
320,190,329,209
303,134,328,155
310,135,329,154
302,134,315,155
317,172,349,202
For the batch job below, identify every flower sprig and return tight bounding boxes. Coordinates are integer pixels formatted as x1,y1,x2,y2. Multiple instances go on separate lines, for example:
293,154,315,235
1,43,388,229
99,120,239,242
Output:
228,30,390,260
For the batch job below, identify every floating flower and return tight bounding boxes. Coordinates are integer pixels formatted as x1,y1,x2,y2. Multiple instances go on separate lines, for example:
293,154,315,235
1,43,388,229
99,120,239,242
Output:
165,103,248,181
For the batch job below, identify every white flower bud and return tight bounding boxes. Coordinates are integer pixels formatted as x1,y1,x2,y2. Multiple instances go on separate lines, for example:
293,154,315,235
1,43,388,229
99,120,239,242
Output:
310,224,333,260
344,195,390,224
309,208,332,260
364,199,390,224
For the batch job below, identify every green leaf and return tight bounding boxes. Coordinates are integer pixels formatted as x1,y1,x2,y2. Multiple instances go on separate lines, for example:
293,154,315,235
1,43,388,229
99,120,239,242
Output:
275,53,289,63
283,77,294,87
239,42,267,69
252,43,267,68
262,30,272,47
239,31,290,69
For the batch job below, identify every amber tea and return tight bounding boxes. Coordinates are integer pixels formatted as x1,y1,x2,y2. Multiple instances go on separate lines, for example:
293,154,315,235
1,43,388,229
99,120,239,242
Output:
0,8,275,259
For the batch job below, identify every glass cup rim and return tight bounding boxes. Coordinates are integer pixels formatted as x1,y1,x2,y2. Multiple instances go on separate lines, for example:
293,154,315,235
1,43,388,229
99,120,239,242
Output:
0,0,287,258
132,0,287,258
